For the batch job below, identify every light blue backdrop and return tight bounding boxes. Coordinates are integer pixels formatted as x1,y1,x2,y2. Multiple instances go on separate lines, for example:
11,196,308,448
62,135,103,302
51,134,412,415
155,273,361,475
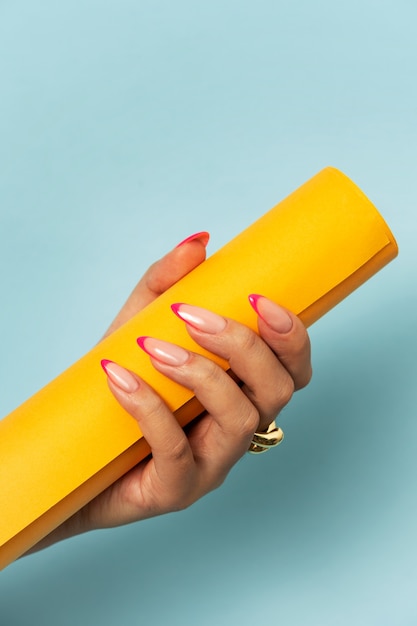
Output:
1,1,416,624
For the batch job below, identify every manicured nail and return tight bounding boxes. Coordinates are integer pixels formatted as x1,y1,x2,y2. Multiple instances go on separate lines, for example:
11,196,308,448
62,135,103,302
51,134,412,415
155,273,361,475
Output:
101,359,140,393
248,294,293,334
171,303,227,334
137,336,190,366
175,231,210,248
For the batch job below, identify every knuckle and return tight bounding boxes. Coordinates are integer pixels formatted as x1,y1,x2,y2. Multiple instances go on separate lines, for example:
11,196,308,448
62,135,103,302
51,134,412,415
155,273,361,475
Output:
167,437,191,466
240,406,260,437
277,375,295,408
130,393,161,422
194,357,222,389
237,325,260,355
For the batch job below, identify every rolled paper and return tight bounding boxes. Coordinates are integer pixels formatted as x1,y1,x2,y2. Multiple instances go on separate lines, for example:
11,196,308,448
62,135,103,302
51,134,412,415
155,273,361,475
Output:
0,167,398,569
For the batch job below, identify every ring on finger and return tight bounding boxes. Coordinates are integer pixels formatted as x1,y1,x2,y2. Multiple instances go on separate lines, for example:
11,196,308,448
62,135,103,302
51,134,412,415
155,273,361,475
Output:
248,421,284,454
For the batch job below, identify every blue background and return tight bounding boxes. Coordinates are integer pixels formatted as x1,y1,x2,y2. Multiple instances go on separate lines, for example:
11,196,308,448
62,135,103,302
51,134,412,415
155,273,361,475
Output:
1,1,416,624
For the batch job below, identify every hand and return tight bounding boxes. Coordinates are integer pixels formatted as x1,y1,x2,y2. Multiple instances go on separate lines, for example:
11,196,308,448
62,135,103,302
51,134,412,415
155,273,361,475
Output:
29,231,311,550
97,297,311,527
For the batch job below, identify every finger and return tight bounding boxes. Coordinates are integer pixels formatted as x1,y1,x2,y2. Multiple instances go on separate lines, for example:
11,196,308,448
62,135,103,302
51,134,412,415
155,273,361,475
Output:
248,295,312,390
170,303,300,431
100,359,198,516
137,338,260,469
103,231,209,338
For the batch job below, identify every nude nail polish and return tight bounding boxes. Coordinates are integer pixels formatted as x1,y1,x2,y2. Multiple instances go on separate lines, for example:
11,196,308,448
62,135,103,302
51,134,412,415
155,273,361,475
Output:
137,337,190,366
101,359,140,393
248,294,293,334
171,303,227,333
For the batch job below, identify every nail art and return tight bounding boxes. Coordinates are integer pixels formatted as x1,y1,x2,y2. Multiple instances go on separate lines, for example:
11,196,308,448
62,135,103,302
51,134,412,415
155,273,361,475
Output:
171,303,227,334
101,359,140,393
175,231,210,248
137,336,190,366
248,294,293,334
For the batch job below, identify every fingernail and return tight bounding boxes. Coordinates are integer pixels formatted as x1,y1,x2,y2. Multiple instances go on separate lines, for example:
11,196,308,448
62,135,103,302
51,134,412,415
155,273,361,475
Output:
171,303,227,334
137,336,190,366
101,359,140,393
248,294,293,334
175,231,210,248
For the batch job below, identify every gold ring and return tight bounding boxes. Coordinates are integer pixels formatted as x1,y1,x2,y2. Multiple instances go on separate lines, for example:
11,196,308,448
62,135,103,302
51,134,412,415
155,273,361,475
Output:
248,421,284,454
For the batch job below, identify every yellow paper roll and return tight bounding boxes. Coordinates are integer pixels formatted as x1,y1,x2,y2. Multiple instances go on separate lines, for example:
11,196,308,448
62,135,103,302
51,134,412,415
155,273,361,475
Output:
0,167,398,569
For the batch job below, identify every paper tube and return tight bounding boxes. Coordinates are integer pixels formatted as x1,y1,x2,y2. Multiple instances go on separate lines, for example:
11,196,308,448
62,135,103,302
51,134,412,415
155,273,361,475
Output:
0,167,398,569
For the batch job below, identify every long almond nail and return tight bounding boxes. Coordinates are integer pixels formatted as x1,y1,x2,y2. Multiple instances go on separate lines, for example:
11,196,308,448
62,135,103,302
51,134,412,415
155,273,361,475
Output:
248,294,293,334
101,359,140,393
171,303,227,334
137,337,190,366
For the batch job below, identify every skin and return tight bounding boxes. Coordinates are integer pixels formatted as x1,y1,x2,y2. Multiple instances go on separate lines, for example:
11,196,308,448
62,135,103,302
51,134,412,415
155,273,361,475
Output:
28,235,312,552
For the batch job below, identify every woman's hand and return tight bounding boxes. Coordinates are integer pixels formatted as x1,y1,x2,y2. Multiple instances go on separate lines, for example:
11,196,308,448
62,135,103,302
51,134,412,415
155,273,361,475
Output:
29,231,311,550
96,297,311,527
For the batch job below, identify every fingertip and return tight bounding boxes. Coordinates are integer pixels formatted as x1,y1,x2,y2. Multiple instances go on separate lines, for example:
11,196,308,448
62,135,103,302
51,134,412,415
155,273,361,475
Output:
101,358,113,371
248,294,294,334
170,302,184,318
136,335,149,352
101,359,140,393
175,231,210,248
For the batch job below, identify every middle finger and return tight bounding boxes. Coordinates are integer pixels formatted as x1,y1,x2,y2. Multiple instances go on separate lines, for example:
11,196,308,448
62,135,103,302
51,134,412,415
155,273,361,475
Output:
138,336,261,466
171,303,296,430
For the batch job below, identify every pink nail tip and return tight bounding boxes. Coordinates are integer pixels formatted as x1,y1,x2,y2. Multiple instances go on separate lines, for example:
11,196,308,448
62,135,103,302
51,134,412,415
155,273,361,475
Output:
171,302,185,318
248,294,264,312
136,336,150,354
101,359,113,371
136,335,190,366
248,294,293,333
176,231,210,248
